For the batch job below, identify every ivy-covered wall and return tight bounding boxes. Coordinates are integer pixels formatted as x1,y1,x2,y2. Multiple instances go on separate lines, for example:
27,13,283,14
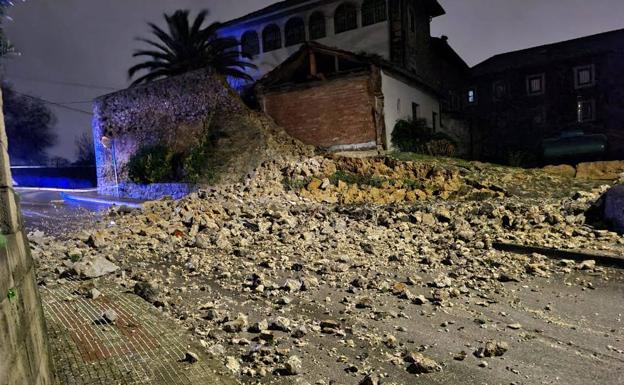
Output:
92,69,245,195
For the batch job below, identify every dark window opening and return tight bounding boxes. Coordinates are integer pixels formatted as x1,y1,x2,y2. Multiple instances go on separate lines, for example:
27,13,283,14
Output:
316,52,338,75
409,8,416,32
432,112,438,130
309,11,326,39
337,57,367,72
578,99,595,122
575,65,595,88
526,74,545,95
412,102,420,119
285,17,305,47
334,3,358,34
262,24,282,52
362,0,387,26
241,30,260,56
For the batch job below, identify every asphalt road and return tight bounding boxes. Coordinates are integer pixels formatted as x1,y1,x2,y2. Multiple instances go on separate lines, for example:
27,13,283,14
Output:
17,189,108,237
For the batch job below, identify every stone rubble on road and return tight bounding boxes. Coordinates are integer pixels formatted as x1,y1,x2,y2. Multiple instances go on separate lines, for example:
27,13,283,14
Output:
29,154,624,385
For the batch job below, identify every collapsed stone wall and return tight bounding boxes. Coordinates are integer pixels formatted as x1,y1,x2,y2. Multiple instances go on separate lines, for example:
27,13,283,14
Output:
0,93,53,384
92,69,244,195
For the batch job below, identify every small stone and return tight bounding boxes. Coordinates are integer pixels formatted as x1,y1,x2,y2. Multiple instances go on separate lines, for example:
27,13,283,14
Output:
578,260,596,270
249,319,269,333
88,288,101,300
475,340,509,358
283,279,303,292
405,352,441,374
102,309,118,324
184,351,199,364
284,355,302,375
507,323,522,330
225,356,240,373
454,351,467,361
223,314,248,333
356,297,374,309
359,374,380,385
269,317,292,332
412,295,428,305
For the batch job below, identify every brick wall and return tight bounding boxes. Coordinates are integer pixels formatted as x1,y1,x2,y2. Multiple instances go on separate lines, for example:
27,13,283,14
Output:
0,92,53,385
262,74,377,149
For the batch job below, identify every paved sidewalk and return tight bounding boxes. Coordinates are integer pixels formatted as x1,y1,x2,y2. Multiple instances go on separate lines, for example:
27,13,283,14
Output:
40,281,237,385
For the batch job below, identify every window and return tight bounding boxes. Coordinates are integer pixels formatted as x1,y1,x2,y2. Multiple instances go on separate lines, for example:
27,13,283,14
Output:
467,88,477,104
526,73,545,95
285,17,305,46
409,8,416,32
262,24,282,52
578,99,596,122
334,3,358,34
412,102,420,119
362,0,387,26
492,81,507,100
574,65,595,89
432,112,438,131
241,30,259,56
309,11,326,39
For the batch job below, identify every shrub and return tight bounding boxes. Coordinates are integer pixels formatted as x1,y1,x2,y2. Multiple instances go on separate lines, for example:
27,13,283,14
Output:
391,118,457,157
127,145,177,184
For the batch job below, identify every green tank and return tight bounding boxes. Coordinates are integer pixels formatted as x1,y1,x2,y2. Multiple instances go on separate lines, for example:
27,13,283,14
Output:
542,130,608,162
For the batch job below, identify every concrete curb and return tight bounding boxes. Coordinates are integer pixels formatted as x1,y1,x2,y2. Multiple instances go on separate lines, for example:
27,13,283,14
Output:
494,242,624,268
60,192,143,209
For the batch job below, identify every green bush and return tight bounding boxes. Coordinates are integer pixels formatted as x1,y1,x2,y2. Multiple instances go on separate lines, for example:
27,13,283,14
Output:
127,145,177,184
391,118,457,157
127,115,223,184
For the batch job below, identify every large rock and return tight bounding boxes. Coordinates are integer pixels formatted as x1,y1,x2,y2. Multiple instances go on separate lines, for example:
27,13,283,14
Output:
576,161,624,180
72,257,119,279
600,185,624,233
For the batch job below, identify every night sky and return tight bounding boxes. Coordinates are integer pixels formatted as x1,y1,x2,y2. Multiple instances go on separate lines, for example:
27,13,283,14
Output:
5,0,624,160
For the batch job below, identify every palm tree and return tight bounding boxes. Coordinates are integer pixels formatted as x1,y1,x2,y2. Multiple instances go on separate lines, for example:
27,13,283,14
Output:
128,10,256,85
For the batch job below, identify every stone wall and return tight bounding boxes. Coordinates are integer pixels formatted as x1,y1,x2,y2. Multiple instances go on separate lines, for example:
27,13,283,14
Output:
93,69,245,195
261,74,378,149
0,93,53,384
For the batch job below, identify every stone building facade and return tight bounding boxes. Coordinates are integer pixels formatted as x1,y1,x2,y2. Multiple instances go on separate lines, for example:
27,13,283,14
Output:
466,28,624,163
0,93,53,384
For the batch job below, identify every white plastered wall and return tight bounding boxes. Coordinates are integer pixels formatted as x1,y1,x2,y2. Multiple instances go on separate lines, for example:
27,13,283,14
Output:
380,69,440,150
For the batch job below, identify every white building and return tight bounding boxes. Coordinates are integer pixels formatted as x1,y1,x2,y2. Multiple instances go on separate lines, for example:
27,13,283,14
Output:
219,0,468,150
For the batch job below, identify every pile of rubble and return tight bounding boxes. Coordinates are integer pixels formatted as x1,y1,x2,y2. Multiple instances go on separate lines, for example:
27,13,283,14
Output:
30,155,624,385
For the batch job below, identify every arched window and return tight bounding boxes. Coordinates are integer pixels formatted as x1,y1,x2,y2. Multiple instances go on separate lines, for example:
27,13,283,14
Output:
309,11,326,40
285,17,305,46
241,30,259,56
334,3,357,34
262,24,282,52
362,0,387,26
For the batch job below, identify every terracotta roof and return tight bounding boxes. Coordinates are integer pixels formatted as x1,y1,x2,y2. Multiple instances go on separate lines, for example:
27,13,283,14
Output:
220,0,445,29
472,28,624,76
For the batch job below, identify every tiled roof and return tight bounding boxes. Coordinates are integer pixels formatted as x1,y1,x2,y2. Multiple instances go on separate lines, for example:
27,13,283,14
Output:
220,0,445,28
472,28,624,76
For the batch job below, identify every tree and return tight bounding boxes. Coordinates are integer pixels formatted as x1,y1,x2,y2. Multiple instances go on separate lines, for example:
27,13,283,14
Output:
129,9,257,85
0,0,17,58
73,132,95,166
2,84,56,165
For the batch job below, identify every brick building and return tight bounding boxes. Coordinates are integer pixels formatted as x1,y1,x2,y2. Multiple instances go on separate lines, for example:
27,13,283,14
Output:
466,28,624,163
219,0,468,150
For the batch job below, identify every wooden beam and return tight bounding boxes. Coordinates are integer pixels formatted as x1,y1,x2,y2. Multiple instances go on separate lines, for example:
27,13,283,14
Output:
493,242,624,268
